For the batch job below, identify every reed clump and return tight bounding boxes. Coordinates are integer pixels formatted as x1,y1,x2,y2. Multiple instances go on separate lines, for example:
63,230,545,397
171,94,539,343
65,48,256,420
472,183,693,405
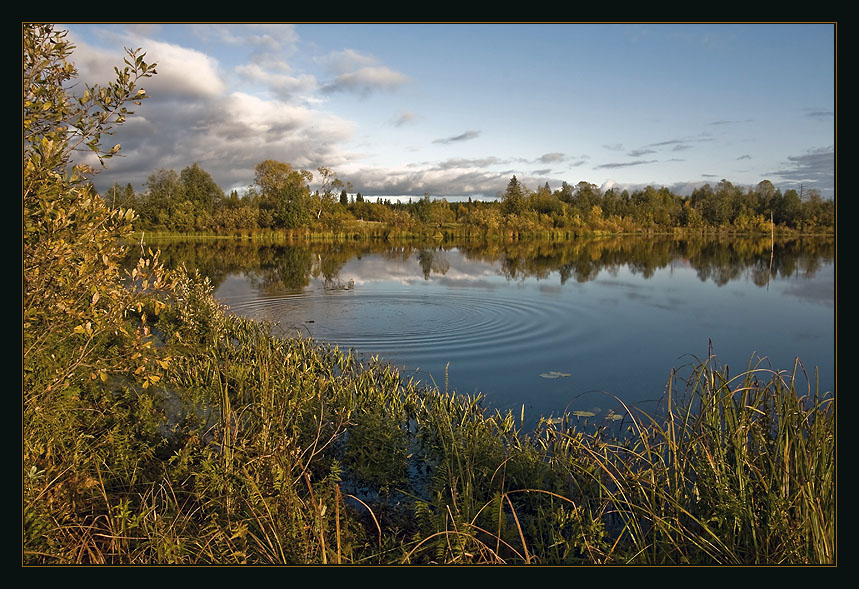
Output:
23,269,835,565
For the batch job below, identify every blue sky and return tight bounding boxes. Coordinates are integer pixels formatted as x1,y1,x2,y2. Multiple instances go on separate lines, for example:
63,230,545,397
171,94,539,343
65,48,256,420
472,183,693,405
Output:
61,23,836,199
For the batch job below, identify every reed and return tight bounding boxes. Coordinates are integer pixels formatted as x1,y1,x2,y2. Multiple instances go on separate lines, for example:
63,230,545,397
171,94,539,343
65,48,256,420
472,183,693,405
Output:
23,268,835,565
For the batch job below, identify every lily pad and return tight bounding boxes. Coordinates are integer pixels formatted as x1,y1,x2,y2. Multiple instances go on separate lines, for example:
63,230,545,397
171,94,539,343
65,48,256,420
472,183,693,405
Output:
539,371,571,379
604,412,624,422
571,410,596,418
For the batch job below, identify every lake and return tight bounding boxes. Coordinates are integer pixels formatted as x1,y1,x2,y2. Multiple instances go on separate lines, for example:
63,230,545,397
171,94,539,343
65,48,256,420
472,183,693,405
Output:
152,235,835,427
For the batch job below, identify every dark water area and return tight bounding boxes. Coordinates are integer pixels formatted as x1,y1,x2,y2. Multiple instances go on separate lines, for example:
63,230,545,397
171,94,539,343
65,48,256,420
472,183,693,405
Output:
145,235,835,428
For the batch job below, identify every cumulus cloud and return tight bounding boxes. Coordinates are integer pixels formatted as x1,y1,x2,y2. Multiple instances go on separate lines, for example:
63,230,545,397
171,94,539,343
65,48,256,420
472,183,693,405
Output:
600,179,617,191
668,181,712,196
69,34,222,99
131,38,227,98
65,27,380,194
236,63,317,99
84,80,356,193
433,130,481,144
340,164,516,198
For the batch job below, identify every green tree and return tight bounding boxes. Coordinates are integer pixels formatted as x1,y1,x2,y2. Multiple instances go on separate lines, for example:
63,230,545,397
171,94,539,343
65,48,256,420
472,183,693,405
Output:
501,175,527,217
572,181,601,213
254,159,313,229
180,162,224,213
754,180,777,215
775,189,802,228
141,168,183,228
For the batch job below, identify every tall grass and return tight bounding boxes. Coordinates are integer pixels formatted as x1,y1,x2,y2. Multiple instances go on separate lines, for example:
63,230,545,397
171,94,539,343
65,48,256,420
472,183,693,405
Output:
23,269,835,564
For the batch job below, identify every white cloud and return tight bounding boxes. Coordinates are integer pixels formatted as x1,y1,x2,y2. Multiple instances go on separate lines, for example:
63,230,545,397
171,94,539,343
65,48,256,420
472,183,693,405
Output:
236,63,317,99
66,28,225,99
323,66,409,94
319,49,409,94
146,40,225,97
321,48,379,74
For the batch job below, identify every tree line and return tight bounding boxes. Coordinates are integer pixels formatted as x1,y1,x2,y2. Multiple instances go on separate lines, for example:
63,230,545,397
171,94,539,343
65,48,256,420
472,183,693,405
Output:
103,161,833,236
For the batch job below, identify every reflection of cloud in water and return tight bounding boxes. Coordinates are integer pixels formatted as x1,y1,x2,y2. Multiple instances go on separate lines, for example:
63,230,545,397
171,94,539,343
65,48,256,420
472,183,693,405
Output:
595,278,642,290
341,253,499,286
623,290,651,303
437,277,498,289
538,284,562,295
782,279,834,306
779,264,835,307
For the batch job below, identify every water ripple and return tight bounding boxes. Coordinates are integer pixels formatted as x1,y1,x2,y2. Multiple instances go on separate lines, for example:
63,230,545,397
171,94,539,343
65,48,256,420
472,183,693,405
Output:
222,288,600,365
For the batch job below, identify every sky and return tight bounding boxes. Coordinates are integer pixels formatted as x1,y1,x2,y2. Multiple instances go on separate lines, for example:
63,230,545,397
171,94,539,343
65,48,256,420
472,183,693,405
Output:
58,22,836,200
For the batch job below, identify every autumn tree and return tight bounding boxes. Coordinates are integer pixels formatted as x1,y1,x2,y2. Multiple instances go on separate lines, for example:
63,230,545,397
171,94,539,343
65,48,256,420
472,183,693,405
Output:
24,23,164,388
23,24,170,560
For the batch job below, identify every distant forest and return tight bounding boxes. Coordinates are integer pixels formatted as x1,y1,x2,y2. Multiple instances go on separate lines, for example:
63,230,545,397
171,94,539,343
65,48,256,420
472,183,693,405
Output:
100,160,834,236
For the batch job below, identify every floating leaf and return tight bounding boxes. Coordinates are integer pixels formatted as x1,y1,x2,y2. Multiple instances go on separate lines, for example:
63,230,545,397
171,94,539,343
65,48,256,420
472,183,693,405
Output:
605,412,624,422
572,410,596,418
539,371,571,379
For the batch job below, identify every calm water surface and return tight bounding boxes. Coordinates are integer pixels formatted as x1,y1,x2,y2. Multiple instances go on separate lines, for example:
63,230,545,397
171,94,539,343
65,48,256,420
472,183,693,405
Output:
158,236,835,425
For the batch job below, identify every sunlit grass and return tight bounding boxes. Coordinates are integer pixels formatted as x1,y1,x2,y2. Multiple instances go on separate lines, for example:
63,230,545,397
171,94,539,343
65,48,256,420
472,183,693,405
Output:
23,269,834,564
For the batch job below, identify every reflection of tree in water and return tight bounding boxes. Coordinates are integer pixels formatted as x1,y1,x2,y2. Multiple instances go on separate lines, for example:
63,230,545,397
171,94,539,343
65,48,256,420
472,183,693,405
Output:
417,248,450,280
248,246,314,293
558,259,600,284
146,234,833,292
691,242,746,286
751,260,773,288
128,239,277,290
478,235,832,288
311,245,353,283
248,245,353,293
